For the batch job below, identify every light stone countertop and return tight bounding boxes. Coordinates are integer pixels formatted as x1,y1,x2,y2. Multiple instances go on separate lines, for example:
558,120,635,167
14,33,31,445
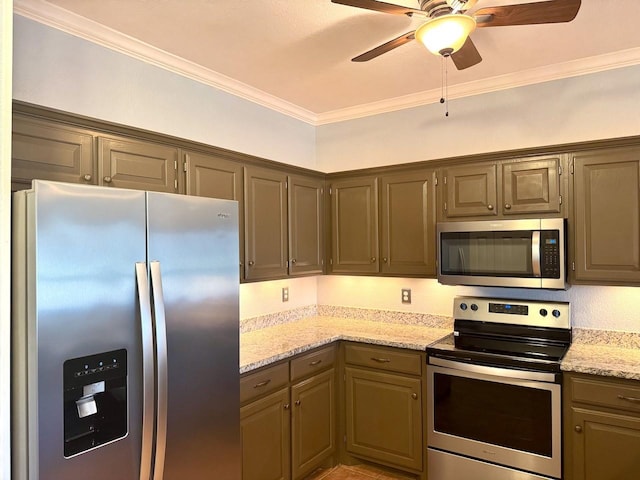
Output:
561,329,640,381
240,315,451,374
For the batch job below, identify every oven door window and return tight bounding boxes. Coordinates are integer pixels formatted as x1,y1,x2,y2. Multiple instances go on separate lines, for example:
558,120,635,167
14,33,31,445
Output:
440,231,534,277
433,372,552,457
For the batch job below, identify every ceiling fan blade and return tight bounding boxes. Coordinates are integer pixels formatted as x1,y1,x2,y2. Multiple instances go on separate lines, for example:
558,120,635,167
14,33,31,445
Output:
475,0,581,27
451,37,482,70
352,31,416,62
331,0,423,16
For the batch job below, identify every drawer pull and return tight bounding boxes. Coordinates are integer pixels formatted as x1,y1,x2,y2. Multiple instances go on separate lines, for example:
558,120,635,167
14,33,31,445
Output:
309,360,322,366
618,394,640,404
371,357,391,363
253,379,271,389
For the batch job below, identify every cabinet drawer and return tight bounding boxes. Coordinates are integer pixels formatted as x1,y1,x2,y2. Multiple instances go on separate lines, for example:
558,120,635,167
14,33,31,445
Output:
569,375,640,413
290,345,336,382
344,343,422,376
240,362,289,404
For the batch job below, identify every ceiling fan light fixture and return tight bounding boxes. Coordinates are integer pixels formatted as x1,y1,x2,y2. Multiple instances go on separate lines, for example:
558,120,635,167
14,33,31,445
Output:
415,14,477,56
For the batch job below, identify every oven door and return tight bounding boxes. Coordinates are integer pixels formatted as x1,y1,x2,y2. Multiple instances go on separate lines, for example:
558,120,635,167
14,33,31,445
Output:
427,357,562,479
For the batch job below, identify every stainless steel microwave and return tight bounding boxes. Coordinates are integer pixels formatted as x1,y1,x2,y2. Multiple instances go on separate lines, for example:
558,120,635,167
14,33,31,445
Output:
437,218,566,289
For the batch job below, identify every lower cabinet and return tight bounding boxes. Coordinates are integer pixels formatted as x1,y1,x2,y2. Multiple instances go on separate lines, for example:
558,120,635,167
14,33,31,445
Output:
343,343,424,474
240,346,337,480
564,373,640,480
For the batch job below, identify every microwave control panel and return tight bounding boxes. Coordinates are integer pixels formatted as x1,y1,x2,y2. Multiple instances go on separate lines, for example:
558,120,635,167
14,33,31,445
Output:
541,230,561,278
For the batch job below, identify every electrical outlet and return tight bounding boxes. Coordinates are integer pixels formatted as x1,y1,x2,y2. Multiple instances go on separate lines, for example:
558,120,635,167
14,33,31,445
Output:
401,288,411,304
282,287,289,302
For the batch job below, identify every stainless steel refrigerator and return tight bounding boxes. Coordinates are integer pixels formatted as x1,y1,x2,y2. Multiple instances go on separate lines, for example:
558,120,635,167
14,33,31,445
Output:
12,180,240,480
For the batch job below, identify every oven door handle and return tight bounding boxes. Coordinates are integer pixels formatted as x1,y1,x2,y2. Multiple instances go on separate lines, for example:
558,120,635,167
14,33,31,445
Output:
429,356,559,383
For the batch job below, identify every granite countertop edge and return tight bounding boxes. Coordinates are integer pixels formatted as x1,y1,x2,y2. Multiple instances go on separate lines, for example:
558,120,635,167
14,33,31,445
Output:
240,318,640,380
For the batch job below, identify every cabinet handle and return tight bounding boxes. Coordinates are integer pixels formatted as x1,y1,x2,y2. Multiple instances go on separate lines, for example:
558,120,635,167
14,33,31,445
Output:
618,394,640,404
291,259,297,264
253,379,271,389
574,425,582,433
411,393,418,400
504,204,512,210
83,174,92,182
309,359,322,366
284,403,290,410
295,400,301,406
103,176,113,184
383,257,388,263
371,357,391,363
370,257,376,263
487,204,494,211
248,261,255,266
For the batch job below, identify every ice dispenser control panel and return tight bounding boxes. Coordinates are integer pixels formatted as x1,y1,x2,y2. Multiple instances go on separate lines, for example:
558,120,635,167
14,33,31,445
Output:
63,349,128,457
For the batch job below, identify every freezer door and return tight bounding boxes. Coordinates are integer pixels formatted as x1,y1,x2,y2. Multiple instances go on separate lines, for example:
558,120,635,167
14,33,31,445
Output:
13,181,147,480
147,192,240,479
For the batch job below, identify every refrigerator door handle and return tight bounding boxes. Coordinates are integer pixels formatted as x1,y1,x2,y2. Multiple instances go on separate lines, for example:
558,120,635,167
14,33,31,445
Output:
150,261,168,480
135,262,155,480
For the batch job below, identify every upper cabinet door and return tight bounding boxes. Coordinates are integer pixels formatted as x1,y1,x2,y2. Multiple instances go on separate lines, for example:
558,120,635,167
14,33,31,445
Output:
184,150,244,280
572,147,640,285
380,171,436,276
288,175,324,276
98,136,179,193
330,177,379,274
442,164,498,218
502,157,562,215
12,115,95,190
244,166,288,281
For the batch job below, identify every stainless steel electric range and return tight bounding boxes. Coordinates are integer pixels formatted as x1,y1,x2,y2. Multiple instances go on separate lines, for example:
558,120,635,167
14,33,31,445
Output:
426,296,571,480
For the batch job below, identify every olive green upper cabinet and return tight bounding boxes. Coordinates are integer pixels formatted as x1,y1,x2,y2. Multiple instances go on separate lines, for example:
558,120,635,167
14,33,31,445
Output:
440,163,498,219
330,177,379,274
502,157,562,215
244,166,289,281
288,175,324,276
11,114,96,191
440,156,564,220
98,136,180,192
571,146,640,285
184,150,244,278
380,171,436,276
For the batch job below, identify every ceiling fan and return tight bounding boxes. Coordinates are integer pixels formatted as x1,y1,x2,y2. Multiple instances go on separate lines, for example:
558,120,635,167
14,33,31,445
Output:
331,0,581,70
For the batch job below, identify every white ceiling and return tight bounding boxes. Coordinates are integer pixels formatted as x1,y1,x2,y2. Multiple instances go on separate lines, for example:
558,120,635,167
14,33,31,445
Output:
14,0,640,124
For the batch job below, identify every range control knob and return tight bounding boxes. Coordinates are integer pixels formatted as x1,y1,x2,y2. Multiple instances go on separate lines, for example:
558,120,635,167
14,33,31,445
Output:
470,304,478,311
552,309,561,318
460,303,468,311
540,308,548,317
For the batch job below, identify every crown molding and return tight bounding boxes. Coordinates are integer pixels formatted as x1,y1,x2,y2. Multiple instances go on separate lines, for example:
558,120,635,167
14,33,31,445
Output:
14,0,640,126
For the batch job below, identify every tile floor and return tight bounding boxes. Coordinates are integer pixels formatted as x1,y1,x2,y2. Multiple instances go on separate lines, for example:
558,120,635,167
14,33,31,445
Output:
303,464,415,480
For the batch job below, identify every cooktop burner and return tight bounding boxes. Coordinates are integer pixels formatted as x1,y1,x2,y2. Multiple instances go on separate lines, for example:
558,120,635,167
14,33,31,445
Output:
428,296,571,373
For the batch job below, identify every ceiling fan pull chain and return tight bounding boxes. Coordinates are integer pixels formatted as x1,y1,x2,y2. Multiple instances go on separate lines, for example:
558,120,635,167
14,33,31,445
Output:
440,56,449,118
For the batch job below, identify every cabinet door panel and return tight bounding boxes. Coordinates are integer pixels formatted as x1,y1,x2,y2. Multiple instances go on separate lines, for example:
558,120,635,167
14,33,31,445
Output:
573,148,640,283
502,157,561,215
244,167,288,280
443,164,497,218
381,171,435,275
12,115,95,190
570,407,640,480
288,175,324,276
345,367,422,471
98,137,179,192
241,388,291,480
291,370,335,479
185,151,244,278
330,177,379,273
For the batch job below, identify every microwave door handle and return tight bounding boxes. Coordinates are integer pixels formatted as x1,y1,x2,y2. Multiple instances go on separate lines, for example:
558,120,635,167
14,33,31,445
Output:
532,231,542,277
